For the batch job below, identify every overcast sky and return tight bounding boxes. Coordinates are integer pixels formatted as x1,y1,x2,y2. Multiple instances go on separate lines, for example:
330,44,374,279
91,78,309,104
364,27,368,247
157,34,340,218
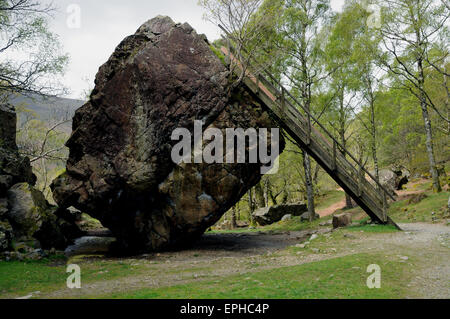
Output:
45,0,346,99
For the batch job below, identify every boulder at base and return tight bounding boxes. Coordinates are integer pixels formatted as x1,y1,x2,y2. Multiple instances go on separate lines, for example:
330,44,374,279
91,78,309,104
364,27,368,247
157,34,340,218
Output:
6,182,83,249
373,168,410,196
253,203,307,226
332,213,352,229
51,16,284,253
300,211,320,221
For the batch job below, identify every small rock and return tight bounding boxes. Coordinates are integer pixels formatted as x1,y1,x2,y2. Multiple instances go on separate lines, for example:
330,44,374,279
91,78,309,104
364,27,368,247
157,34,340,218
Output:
64,236,116,257
281,214,293,222
309,234,318,241
295,244,306,249
333,213,352,229
300,212,320,222
400,256,409,261
311,248,320,253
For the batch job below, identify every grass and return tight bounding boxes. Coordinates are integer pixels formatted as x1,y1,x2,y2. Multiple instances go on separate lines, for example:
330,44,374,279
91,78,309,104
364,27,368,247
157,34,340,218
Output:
0,256,153,298
388,190,449,223
346,225,399,233
0,255,67,296
0,180,442,299
103,253,412,299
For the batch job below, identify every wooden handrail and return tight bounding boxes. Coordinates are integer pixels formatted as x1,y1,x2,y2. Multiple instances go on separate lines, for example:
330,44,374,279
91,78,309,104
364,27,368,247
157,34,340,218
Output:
217,27,396,202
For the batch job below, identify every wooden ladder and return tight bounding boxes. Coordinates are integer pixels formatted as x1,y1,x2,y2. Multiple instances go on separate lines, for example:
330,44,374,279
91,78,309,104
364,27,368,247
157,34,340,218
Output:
220,44,400,229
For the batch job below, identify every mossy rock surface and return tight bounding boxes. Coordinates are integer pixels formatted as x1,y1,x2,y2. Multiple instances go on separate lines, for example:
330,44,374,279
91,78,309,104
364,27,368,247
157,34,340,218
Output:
6,183,48,238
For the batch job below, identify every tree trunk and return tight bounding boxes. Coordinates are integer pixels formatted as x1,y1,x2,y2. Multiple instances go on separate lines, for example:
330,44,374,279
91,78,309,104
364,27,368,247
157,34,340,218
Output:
302,150,316,221
418,59,442,193
263,179,269,206
231,206,237,229
338,88,354,209
248,189,255,224
370,99,380,184
254,182,266,208
340,131,353,209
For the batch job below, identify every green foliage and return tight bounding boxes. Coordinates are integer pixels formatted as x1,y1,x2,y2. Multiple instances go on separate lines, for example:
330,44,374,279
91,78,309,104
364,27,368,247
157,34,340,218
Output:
0,0,68,96
209,44,226,66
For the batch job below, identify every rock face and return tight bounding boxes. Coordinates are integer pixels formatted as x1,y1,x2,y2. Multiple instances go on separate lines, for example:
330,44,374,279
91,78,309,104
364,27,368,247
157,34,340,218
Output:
0,105,36,190
0,104,82,254
7,183,47,238
51,16,284,253
253,204,307,226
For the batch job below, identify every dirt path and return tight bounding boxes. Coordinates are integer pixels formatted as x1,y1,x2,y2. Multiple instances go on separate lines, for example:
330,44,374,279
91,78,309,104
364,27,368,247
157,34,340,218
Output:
36,222,449,299
317,199,346,217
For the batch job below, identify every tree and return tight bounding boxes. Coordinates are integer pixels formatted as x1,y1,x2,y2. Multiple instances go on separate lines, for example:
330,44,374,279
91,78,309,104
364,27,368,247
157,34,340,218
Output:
0,0,68,99
325,5,362,208
272,0,332,221
199,0,281,86
377,0,449,192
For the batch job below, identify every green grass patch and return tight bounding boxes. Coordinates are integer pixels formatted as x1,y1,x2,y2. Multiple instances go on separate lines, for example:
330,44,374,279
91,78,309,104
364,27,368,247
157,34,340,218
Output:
0,255,68,297
346,225,399,233
104,253,412,299
0,256,154,298
388,190,449,223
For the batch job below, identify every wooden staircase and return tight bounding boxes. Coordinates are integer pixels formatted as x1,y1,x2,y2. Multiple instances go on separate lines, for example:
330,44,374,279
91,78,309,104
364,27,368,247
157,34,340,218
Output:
220,45,400,229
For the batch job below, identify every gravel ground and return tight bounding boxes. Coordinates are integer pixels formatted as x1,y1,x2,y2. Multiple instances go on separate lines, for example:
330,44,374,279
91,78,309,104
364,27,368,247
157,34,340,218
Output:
29,222,448,299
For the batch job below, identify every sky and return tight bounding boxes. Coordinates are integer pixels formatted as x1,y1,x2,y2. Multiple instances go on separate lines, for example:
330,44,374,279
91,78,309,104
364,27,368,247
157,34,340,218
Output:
45,0,346,99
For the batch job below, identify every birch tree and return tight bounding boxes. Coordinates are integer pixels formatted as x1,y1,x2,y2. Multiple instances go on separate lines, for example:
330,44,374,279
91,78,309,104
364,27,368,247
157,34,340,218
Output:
377,0,449,192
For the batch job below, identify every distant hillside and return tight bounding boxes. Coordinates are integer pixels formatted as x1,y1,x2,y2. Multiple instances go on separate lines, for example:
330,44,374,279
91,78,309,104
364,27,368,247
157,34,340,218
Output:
8,93,85,133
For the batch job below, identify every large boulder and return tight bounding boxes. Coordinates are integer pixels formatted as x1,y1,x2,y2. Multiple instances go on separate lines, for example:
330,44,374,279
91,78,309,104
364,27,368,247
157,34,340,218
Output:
51,16,284,253
253,203,307,226
373,168,410,196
